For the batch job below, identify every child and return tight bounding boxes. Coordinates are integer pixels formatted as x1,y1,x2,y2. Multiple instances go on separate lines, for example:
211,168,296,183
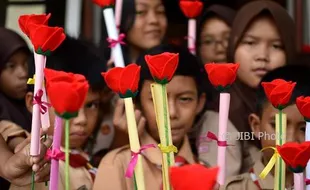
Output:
101,0,167,64
197,5,236,64
93,44,208,190
198,0,296,177
221,64,310,189
0,28,32,132
23,37,106,190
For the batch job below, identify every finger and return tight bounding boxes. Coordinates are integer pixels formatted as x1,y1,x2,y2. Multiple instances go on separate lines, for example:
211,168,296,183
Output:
14,136,31,153
32,158,49,172
137,116,146,135
134,110,142,122
113,99,125,125
35,163,50,182
32,137,52,164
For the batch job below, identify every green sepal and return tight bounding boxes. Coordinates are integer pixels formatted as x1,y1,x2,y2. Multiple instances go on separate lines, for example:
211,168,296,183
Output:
56,111,78,120
288,165,305,173
154,77,169,84
215,85,231,93
118,89,139,99
36,47,52,56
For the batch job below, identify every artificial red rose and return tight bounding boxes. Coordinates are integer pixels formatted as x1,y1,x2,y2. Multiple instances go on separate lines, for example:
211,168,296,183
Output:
204,63,239,92
92,0,115,8
44,69,89,119
101,64,141,98
277,142,310,173
18,13,51,37
29,24,66,56
179,0,203,19
296,96,310,121
144,52,179,84
170,164,218,190
261,79,296,110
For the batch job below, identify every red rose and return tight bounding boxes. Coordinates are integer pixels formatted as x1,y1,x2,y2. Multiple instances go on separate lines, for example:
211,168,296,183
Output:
144,52,179,84
179,0,203,19
170,164,218,190
204,63,239,92
92,0,115,8
277,142,310,173
44,69,89,119
101,64,140,98
296,96,310,121
18,13,51,37
29,24,66,56
261,79,296,110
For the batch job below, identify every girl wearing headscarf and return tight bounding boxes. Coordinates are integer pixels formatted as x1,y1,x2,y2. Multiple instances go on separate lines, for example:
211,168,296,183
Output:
0,28,31,132
197,4,236,64
197,0,296,177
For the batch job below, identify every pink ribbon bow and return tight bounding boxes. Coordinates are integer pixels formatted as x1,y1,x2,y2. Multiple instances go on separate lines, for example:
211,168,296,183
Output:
107,33,126,48
125,144,156,178
45,148,65,161
33,89,51,114
205,131,229,147
305,178,310,185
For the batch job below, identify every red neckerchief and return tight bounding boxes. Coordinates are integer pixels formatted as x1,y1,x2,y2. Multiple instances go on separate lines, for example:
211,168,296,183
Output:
249,168,262,190
59,151,96,181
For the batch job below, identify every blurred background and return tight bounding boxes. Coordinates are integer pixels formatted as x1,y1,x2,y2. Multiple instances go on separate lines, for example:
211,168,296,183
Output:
0,0,308,52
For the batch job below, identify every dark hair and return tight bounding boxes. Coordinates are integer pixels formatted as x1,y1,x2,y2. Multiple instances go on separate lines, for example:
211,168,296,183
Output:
256,65,310,116
135,44,210,104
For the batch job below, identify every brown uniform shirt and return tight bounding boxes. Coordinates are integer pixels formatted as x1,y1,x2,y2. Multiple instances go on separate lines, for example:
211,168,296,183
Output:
0,120,28,142
220,158,274,190
10,150,94,190
93,132,196,190
198,111,260,176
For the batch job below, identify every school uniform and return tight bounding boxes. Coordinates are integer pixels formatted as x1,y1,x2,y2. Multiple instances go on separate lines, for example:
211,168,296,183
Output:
93,132,199,190
220,158,297,190
0,120,29,142
197,110,260,177
10,149,95,190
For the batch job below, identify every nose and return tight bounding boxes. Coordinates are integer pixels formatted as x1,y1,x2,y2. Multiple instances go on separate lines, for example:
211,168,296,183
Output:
285,126,300,143
168,99,179,120
72,108,87,127
16,65,28,80
214,42,225,54
255,44,269,63
147,10,159,24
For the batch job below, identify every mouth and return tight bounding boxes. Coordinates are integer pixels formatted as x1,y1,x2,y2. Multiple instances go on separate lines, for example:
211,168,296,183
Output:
145,29,161,37
171,127,183,135
253,68,268,77
70,131,88,138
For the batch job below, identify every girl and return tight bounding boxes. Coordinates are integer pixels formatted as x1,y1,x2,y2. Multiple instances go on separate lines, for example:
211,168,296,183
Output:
197,5,236,64
0,28,31,132
102,0,167,64
198,0,296,177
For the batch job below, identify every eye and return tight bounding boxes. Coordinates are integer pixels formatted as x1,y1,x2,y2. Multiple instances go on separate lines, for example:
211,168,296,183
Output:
6,62,15,69
85,101,99,110
136,10,147,15
156,6,165,14
242,40,255,46
179,97,193,103
272,44,283,50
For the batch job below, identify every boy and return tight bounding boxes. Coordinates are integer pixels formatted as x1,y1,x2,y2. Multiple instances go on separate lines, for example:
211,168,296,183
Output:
93,44,208,190
22,37,106,190
221,65,310,189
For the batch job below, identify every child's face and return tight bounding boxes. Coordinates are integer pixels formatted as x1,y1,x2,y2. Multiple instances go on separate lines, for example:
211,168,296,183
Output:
234,16,286,88
68,89,100,148
139,76,205,147
127,0,167,51
26,89,100,149
0,50,28,99
199,17,231,63
249,103,305,167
